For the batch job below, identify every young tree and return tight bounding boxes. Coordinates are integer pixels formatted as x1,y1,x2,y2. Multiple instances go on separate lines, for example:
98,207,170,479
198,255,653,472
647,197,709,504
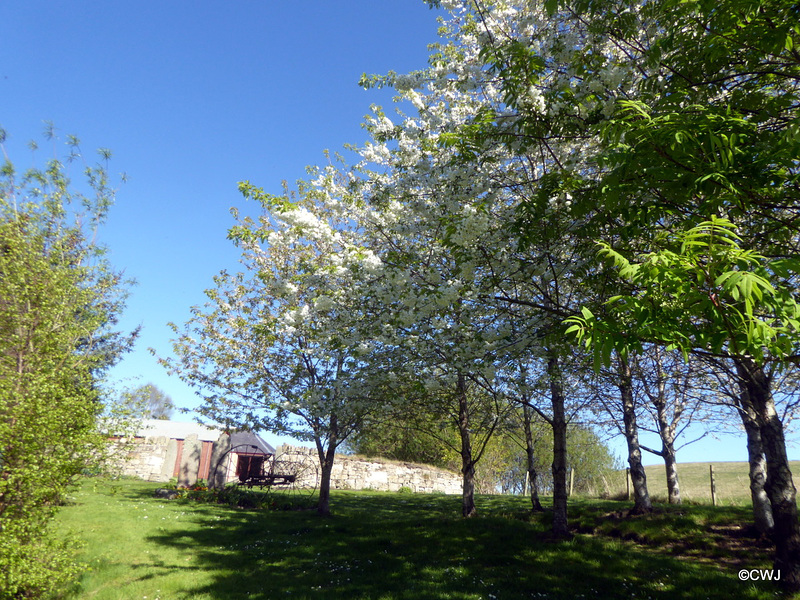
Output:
701,356,776,535
353,0,605,529
522,403,546,510
0,129,134,598
590,347,711,508
477,406,619,497
615,354,653,514
359,250,511,518
456,0,799,587
163,180,380,516
636,349,686,505
567,220,800,588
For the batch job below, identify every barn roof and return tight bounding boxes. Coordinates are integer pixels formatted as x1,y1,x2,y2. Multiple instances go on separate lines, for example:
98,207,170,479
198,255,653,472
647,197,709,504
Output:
230,431,276,455
138,419,224,442
133,420,277,454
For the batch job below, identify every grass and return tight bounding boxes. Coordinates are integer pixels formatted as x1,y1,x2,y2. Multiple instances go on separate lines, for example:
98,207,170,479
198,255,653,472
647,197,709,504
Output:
51,477,787,600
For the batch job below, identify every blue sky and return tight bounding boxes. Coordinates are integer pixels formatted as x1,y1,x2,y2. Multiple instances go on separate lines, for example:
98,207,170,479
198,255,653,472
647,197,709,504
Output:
1,1,790,466
0,0,441,438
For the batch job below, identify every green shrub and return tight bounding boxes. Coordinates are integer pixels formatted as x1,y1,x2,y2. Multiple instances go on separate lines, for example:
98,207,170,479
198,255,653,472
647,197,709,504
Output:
0,132,132,599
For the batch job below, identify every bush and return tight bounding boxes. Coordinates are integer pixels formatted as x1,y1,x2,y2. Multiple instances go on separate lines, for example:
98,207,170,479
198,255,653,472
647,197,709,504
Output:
0,131,133,599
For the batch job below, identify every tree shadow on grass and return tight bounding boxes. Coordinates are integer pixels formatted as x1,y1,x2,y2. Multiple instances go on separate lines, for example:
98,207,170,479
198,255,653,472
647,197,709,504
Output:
140,491,776,600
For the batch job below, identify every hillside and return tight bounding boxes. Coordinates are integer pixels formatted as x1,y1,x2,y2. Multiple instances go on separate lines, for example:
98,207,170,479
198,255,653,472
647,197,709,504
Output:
606,461,800,505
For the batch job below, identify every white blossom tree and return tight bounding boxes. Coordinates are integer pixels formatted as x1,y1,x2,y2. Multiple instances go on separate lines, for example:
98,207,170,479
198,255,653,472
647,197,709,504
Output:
348,0,615,531
163,178,384,516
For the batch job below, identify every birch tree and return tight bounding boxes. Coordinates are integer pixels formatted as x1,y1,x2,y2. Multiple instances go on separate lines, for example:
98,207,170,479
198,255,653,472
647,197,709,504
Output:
454,0,800,586
567,220,800,588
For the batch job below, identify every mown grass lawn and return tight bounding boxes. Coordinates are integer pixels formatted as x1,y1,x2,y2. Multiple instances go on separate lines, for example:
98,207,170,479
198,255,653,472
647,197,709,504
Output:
54,478,781,600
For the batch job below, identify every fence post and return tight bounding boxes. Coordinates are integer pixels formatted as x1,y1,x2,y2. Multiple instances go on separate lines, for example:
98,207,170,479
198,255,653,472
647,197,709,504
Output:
710,464,717,506
626,468,631,500
569,467,575,497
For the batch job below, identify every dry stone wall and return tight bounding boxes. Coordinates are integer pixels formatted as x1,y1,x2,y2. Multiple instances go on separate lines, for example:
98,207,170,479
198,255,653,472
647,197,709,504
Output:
278,445,462,494
112,435,462,495
110,435,175,482
111,433,221,484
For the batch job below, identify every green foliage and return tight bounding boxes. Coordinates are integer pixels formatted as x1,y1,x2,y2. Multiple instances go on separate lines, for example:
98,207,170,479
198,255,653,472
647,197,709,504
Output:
565,218,800,365
469,0,800,347
475,420,621,496
472,430,525,494
587,0,799,358
0,130,133,599
345,403,461,470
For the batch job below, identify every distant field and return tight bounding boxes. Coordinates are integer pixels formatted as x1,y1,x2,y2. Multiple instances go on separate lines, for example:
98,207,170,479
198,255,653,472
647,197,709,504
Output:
602,461,800,505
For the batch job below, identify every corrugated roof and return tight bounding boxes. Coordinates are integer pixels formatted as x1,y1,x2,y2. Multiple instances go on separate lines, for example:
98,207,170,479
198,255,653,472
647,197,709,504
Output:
137,419,224,442
134,420,278,454
133,420,280,455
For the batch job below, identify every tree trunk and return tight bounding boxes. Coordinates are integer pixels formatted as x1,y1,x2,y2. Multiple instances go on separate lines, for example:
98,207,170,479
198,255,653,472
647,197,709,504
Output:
662,445,681,505
314,416,338,517
736,377,774,535
650,351,681,504
745,414,774,536
619,357,652,515
548,356,569,537
457,372,477,518
316,449,335,517
736,358,800,592
523,404,544,512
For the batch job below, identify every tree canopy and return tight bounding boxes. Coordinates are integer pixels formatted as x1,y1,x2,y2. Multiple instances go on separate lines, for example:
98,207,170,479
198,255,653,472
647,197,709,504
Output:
168,0,799,588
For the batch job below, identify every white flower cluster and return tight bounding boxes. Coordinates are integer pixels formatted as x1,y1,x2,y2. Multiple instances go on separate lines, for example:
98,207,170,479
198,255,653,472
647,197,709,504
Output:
173,0,665,469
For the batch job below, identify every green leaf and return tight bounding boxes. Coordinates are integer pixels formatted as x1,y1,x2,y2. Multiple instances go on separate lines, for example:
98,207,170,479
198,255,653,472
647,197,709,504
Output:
564,323,583,337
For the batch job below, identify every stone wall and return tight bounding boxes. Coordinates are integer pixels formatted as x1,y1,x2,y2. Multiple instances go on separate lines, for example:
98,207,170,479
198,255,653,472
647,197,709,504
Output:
112,436,463,495
110,435,174,482
278,445,462,494
111,433,225,484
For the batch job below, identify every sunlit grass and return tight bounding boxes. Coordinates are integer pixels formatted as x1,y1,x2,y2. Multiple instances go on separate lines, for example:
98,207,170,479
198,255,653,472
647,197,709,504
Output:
53,478,779,600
